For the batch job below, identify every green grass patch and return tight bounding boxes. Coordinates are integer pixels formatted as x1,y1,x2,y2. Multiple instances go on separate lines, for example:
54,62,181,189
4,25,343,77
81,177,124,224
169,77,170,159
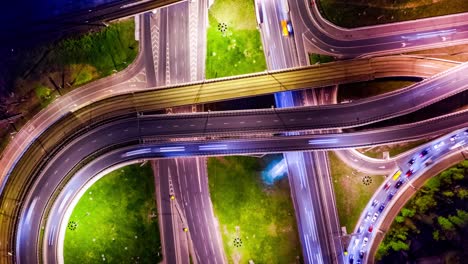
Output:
208,156,301,263
308,53,334,64
34,84,53,107
53,19,138,77
358,138,432,159
205,0,266,79
318,0,468,28
70,64,99,86
64,164,162,263
328,152,385,232
338,79,416,102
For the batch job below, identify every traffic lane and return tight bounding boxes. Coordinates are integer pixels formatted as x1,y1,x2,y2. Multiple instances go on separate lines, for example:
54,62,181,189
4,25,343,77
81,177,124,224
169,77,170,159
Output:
168,2,189,83
144,13,157,87
157,8,168,85
162,159,191,263
286,152,325,264
153,160,179,264
196,0,208,80
304,151,333,264
175,158,225,263
314,151,345,264
334,150,397,175
260,0,289,69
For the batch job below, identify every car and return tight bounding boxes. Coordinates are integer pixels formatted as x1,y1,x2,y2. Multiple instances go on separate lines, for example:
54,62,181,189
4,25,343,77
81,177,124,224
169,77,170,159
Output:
406,169,414,178
434,141,445,150
362,237,369,248
356,260,361,264
425,158,433,166
408,158,415,165
368,225,374,233
378,204,385,213
420,148,429,158
280,20,289,36
353,239,360,249
364,212,371,222
349,254,354,264
371,199,378,207
357,225,364,234
383,182,391,191
359,250,365,259
387,191,395,201
450,134,459,142
395,180,403,189
372,212,379,222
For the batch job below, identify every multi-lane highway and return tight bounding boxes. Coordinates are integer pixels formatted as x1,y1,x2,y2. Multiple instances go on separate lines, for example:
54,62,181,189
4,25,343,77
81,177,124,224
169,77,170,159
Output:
260,1,339,261
2,55,467,264
4,57,468,263
149,2,226,262
3,1,468,263
18,102,468,263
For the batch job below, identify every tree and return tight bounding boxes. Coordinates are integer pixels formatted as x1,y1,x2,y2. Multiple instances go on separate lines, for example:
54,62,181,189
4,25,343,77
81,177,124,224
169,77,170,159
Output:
396,215,405,223
389,240,410,252
401,208,415,218
448,214,465,228
433,230,440,241
456,188,468,199
412,194,437,214
456,210,468,222
442,191,455,197
438,216,455,231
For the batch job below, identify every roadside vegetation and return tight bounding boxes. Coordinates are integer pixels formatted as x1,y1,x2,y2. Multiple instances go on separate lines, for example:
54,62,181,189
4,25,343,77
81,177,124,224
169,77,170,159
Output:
308,53,334,64
207,156,302,263
358,138,432,159
64,164,162,263
205,0,266,79
0,19,138,153
317,0,468,28
377,161,468,263
328,152,385,232
337,78,416,103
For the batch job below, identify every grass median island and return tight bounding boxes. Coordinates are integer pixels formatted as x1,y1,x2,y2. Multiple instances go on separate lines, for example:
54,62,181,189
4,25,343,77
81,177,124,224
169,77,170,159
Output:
205,0,266,79
208,156,301,263
318,0,468,28
328,152,385,232
64,164,162,263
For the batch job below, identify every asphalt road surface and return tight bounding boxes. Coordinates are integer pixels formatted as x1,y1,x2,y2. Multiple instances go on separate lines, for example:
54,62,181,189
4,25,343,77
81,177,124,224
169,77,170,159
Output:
32,119,468,262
